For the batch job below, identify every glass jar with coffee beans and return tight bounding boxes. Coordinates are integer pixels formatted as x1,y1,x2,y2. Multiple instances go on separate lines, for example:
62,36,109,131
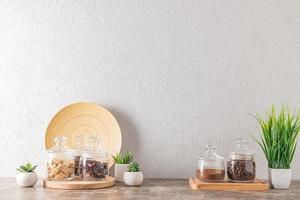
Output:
80,136,109,181
227,138,255,183
197,144,225,182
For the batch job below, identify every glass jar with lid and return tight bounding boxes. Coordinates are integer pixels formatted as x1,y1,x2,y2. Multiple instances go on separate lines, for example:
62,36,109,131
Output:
80,136,109,181
73,135,84,176
47,136,75,180
227,138,256,182
197,144,225,182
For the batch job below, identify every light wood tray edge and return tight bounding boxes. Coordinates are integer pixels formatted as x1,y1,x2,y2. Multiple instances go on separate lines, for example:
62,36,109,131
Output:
44,176,115,190
189,178,270,191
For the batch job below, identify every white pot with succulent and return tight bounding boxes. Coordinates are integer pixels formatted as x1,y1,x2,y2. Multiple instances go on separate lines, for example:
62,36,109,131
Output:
254,106,300,189
113,151,134,182
123,162,143,186
16,162,38,187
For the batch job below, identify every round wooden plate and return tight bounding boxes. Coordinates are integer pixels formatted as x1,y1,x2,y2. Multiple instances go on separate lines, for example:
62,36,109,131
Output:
44,176,115,190
45,102,122,167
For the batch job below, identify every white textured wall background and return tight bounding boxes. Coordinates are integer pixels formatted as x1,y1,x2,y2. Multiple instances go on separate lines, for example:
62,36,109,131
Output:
0,0,300,179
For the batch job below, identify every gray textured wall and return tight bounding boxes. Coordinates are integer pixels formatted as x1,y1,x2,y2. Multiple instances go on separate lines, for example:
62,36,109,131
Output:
0,0,300,179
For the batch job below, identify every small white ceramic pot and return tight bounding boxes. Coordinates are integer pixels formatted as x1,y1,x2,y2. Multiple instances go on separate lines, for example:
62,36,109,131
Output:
268,168,291,189
115,164,129,182
16,172,38,187
123,171,143,186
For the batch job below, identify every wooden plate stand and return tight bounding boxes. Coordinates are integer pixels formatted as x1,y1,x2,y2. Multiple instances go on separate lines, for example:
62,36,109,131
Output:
44,176,115,190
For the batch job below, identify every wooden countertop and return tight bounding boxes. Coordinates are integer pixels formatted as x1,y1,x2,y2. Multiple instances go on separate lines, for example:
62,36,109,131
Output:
0,178,299,200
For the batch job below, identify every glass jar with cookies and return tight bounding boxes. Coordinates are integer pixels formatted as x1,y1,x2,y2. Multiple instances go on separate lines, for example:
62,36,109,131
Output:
47,136,75,180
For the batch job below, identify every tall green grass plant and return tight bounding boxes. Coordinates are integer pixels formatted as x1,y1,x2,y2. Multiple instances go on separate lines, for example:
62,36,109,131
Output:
253,106,300,169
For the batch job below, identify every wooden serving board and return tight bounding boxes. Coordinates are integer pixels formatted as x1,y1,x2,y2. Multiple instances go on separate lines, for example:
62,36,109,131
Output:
189,178,269,191
44,176,115,190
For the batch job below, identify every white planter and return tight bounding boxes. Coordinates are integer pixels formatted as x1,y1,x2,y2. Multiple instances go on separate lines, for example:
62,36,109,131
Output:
115,164,129,182
16,172,38,187
123,171,143,186
268,168,291,189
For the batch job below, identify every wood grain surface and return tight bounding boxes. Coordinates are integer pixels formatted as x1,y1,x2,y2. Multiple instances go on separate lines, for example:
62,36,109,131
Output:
189,178,269,191
44,176,115,190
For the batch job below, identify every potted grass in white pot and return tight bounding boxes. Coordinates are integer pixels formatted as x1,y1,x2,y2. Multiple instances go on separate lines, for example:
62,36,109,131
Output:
253,106,300,189
113,151,134,182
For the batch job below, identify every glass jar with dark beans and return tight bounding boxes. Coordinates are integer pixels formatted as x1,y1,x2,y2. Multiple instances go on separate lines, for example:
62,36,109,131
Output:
74,155,81,176
227,159,255,182
227,138,256,183
73,135,85,177
83,160,108,179
80,136,109,181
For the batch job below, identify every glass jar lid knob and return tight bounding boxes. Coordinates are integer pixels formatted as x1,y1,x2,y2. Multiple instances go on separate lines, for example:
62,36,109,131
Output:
200,143,224,161
230,138,254,160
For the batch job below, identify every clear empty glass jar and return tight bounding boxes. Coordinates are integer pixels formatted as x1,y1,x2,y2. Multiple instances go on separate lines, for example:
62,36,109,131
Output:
227,138,256,183
197,144,225,182
80,136,109,181
47,136,75,180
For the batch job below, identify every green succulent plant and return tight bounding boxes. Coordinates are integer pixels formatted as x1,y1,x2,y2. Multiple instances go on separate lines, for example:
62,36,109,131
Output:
16,162,37,173
128,162,140,172
253,105,300,169
113,150,134,164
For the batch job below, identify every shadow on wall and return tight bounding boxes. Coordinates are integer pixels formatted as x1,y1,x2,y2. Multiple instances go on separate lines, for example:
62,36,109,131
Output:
107,107,140,175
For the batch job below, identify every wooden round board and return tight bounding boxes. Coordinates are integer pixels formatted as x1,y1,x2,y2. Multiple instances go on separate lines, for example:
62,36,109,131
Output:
44,176,115,190
45,102,122,168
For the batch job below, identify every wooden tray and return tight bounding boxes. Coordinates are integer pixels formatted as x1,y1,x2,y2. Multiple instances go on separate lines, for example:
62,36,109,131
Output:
44,176,115,190
189,178,269,191
45,102,122,168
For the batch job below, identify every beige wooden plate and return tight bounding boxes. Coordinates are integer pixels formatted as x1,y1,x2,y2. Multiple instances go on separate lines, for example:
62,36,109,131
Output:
45,102,121,168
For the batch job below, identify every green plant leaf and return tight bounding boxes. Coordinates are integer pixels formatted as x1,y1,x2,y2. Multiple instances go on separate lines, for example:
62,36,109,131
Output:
26,162,32,169
113,151,134,164
113,153,122,164
16,162,37,172
28,165,37,172
128,162,140,172
16,168,25,173
20,166,28,171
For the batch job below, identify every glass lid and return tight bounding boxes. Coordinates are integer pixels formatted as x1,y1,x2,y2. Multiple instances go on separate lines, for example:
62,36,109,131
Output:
230,138,254,160
82,136,108,159
48,136,73,159
48,136,70,153
71,134,85,156
199,144,224,163
75,134,85,150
